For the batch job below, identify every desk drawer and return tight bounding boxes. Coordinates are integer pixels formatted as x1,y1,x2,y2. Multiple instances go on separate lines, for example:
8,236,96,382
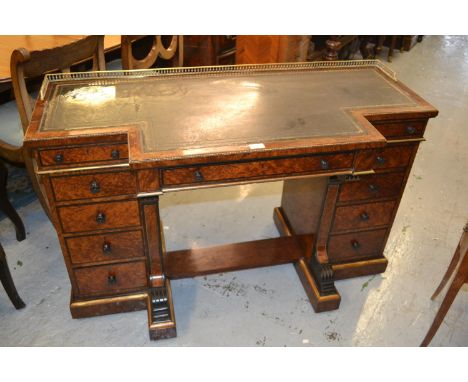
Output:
332,200,396,232
39,143,128,168
328,229,388,263
74,261,147,296
373,119,426,139
354,145,414,171
58,200,140,233
162,153,354,187
51,171,137,202
338,172,405,203
66,230,144,265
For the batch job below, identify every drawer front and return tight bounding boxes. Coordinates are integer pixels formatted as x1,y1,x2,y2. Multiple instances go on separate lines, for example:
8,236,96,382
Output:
66,230,144,265
58,200,140,233
332,200,396,232
51,171,137,202
354,145,414,171
373,119,426,139
39,143,128,167
74,261,147,296
162,153,354,186
338,172,405,203
328,229,388,263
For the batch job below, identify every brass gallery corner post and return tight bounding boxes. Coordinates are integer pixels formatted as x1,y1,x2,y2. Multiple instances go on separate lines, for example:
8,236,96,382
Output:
24,61,437,340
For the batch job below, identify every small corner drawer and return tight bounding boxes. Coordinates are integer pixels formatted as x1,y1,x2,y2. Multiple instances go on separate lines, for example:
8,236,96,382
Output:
38,143,128,168
51,170,137,202
74,261,147,296
58,200,140,233
372,119,426,139
162,152,354,187
66,230,144,265
328,229,388,263
338,172,405,203
354,144,415,171
332,200,396,232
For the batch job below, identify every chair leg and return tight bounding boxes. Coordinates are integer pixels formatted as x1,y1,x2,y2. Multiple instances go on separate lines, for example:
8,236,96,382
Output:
374,35,385,58
420,250,468,347
388,36,397,62
431,243,461,300
0,243,26,309
0,161,26,241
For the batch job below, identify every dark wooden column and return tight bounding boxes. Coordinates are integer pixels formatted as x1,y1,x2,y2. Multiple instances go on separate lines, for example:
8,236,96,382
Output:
139,196,177,340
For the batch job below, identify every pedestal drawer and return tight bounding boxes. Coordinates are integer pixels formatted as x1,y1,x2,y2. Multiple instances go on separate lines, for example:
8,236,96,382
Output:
39,143,128,168
51,171,137,202
58,200,140,233
332,200,396,232
372,119,426,139
162,152,354,187
66,230,145,265
74,261,147,296
328,229,388,263
338,172,405,203
354,145,414,171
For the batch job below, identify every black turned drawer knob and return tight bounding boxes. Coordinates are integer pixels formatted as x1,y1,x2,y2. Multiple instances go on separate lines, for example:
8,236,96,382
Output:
54,153,64,163
406,125,417,135
376,155,385,164
96,212,106,224
368,184,379,192
320,159,330,170
108,274,117,285
90,180,100,194
194,170,204,182
102,242,112,254
360,212,370,221
111,149,120,160
351,240,361,249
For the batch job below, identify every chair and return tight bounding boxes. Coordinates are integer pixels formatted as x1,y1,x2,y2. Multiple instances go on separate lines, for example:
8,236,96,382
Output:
421,223,468,346
121,35,183,70
0,35,105,216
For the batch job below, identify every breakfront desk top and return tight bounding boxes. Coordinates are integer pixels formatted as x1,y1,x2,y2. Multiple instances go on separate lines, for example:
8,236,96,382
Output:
24,61,438,341
26,60,436,165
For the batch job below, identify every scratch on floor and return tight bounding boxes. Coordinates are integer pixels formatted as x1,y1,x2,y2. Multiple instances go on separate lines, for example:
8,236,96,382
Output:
324,331,342,342
201,276,248,297
361,275,377,291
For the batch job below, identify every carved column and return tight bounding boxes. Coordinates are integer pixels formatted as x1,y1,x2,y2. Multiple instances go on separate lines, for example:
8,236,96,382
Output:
324,36,341,61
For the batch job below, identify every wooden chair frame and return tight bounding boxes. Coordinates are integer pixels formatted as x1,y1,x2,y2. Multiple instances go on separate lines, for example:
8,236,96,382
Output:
0,36,105,216
121,35,183,70
421,223,468,346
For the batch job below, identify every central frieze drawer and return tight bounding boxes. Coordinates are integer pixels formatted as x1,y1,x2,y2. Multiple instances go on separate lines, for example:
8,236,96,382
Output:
66,230,145,265
332,200,396,232
74,261,147,296
51,171,137,202
58,200,140,233
162,153,355,186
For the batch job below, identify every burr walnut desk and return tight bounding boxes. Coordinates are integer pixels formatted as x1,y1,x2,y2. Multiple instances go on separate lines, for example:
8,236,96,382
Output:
24,61,438,340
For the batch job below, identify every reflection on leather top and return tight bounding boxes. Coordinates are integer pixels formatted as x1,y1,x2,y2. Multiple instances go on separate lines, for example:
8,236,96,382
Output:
40,68,415,153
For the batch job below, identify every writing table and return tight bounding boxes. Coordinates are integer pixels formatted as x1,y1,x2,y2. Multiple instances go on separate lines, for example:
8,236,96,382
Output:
24,60,438,340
